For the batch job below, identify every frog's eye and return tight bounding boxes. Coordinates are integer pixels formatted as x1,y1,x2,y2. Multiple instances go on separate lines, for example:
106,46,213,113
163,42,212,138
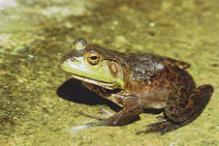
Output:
87,53,101,65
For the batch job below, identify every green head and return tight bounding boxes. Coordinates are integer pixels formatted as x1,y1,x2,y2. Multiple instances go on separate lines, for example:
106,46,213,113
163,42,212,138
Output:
61,39,124,90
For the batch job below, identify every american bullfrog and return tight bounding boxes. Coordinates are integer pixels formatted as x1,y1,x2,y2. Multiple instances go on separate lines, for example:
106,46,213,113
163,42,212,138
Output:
61,38,213,134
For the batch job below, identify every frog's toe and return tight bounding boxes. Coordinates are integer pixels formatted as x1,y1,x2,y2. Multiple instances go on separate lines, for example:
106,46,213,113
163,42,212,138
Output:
137,121,180,135
155,115,166,121
99,108,114,117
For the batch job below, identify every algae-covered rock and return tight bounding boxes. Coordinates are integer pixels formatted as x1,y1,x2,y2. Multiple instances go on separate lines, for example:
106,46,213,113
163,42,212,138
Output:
0,0,219,145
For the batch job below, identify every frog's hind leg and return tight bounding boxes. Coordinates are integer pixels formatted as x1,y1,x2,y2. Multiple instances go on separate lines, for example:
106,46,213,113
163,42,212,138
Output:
139,85,213,134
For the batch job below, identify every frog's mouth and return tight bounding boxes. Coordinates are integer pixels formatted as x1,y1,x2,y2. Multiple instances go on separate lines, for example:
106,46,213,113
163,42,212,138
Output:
70,74,119,90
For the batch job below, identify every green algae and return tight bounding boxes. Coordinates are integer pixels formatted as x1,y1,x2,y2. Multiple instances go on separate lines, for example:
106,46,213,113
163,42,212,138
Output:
0,0,219,145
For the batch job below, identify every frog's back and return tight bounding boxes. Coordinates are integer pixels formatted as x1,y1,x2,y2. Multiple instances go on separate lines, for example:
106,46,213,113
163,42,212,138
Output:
124,53,196,109
125,53,192,83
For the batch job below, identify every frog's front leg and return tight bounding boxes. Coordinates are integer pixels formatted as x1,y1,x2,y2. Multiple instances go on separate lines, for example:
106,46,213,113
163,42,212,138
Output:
81,95,143,126
101,96,144,126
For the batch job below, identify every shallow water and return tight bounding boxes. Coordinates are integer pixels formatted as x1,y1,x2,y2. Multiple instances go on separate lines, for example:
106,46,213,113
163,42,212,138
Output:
0,0,219,145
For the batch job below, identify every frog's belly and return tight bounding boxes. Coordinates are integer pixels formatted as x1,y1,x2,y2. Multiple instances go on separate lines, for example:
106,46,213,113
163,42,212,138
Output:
143,99,167,109
140,88,171,109
127,80,174,109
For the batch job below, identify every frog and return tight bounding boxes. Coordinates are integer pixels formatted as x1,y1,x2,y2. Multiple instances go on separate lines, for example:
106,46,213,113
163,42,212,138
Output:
61,38,213,134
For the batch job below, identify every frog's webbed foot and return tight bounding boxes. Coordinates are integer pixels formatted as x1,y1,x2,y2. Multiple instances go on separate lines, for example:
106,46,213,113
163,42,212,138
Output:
137,120,180,135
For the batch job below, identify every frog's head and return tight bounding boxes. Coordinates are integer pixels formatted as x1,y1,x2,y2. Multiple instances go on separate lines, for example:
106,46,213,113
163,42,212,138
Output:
61,38,124,90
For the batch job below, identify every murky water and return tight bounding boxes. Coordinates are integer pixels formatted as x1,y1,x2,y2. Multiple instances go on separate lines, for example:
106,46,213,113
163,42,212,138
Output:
0,0,219,145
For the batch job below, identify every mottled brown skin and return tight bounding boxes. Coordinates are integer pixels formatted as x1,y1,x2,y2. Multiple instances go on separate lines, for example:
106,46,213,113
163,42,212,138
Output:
63,43,214,134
